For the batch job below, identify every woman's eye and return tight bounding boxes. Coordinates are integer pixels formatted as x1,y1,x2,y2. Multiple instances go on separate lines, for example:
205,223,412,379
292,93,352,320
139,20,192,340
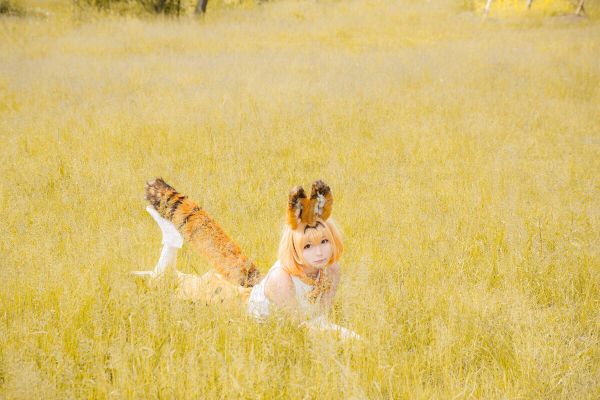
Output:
321,239,329,244
303,244,311,249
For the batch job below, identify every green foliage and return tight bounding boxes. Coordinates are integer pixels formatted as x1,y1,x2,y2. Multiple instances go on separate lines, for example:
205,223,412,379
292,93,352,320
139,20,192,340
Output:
75,0,183,15
142,0,182,14
0,0,24,15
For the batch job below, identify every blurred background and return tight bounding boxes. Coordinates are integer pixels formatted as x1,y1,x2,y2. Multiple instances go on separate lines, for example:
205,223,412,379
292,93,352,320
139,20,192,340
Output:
1,0,599,398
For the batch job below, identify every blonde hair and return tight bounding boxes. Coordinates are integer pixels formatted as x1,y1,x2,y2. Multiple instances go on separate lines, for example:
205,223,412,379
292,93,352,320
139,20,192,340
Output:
278,218,344,279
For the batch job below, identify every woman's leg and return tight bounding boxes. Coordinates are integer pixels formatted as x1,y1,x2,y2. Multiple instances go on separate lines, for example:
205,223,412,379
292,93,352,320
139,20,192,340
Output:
131,206,184,277
133,205,252,304
152,244,179,275
176,269,252,304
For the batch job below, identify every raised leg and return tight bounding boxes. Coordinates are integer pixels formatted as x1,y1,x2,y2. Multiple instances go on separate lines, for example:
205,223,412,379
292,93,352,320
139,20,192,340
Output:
131,206,184,278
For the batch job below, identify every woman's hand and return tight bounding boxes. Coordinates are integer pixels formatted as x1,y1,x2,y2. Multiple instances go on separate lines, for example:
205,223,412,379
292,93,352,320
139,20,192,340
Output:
300,315,362,341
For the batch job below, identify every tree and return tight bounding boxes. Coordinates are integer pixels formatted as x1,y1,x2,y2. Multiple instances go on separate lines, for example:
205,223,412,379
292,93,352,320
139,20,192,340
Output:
195,0,208,14
484,0,493,16
575,0,585,16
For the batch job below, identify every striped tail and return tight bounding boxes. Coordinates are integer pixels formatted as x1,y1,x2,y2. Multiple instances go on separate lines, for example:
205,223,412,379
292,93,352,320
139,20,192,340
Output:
145,178,261,287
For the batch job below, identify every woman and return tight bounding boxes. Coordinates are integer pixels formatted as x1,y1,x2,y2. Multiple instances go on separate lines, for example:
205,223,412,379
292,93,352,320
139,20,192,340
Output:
132,179,358,339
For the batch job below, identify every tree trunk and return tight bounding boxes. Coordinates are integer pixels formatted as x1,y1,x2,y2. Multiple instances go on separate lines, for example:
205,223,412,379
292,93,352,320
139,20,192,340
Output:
575,0,585,16
484,0,493,16
195,0,208,14
526,0,533,9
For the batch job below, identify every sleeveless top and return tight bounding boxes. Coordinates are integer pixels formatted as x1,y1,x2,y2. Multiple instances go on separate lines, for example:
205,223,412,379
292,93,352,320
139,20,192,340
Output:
247,260,318,320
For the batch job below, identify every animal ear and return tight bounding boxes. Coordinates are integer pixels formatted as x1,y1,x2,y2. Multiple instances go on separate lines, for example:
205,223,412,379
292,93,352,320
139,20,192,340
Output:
310,180,333,221
287,186,306,230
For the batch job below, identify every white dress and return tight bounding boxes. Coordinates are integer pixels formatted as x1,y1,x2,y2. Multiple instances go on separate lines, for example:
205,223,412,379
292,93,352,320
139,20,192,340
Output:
247,260,318,320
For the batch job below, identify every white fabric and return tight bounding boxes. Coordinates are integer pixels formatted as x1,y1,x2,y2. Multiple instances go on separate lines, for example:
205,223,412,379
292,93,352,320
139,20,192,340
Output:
300,316,362,341
131,244,178,278
247,260,319,320
153,245,179,275
146,206,183,248
131,207,182,278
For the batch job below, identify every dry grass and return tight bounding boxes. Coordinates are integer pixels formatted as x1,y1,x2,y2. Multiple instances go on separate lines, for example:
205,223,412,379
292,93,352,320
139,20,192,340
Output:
1,0,599,398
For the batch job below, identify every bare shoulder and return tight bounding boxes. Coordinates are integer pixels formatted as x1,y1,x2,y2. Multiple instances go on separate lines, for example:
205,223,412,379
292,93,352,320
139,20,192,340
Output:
265,268,295,299
266,268,294,290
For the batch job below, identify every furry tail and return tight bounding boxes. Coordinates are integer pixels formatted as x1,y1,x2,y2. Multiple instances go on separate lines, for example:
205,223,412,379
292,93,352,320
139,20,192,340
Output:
145,178,261,287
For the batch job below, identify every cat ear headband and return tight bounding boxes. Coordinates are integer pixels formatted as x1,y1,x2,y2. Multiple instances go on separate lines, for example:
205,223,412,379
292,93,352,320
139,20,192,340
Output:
287,180,333,230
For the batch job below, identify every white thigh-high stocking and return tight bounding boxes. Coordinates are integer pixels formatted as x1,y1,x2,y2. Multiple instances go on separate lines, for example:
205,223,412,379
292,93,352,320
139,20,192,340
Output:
131,244,179,278
153,244,179,275
145,206,183,248
131,206,184,278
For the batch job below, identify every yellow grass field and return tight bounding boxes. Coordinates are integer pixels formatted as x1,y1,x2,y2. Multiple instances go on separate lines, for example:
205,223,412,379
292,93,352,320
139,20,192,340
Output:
1,0,599,398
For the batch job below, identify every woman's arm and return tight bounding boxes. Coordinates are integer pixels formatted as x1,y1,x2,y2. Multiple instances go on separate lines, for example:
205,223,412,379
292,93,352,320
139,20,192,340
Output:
319,262,341,313
265,263,341,316
265,264,360,340
264,268,300,316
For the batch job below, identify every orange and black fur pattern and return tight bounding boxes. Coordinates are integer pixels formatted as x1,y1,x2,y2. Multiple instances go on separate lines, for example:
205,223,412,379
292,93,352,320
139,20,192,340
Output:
287,180,333,230
286,180,335,302
145,178,261,287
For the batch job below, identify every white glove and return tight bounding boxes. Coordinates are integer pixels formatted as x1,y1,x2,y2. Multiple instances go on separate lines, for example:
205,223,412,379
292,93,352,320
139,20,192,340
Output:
300,316,362,341
146,206,184,248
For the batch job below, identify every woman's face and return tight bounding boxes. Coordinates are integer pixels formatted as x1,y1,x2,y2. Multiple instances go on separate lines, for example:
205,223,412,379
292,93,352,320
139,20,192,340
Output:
301,236,333,268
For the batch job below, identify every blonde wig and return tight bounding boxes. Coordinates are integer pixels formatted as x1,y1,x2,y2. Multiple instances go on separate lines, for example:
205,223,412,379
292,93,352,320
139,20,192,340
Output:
279,180,343,299
278,218,344,280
